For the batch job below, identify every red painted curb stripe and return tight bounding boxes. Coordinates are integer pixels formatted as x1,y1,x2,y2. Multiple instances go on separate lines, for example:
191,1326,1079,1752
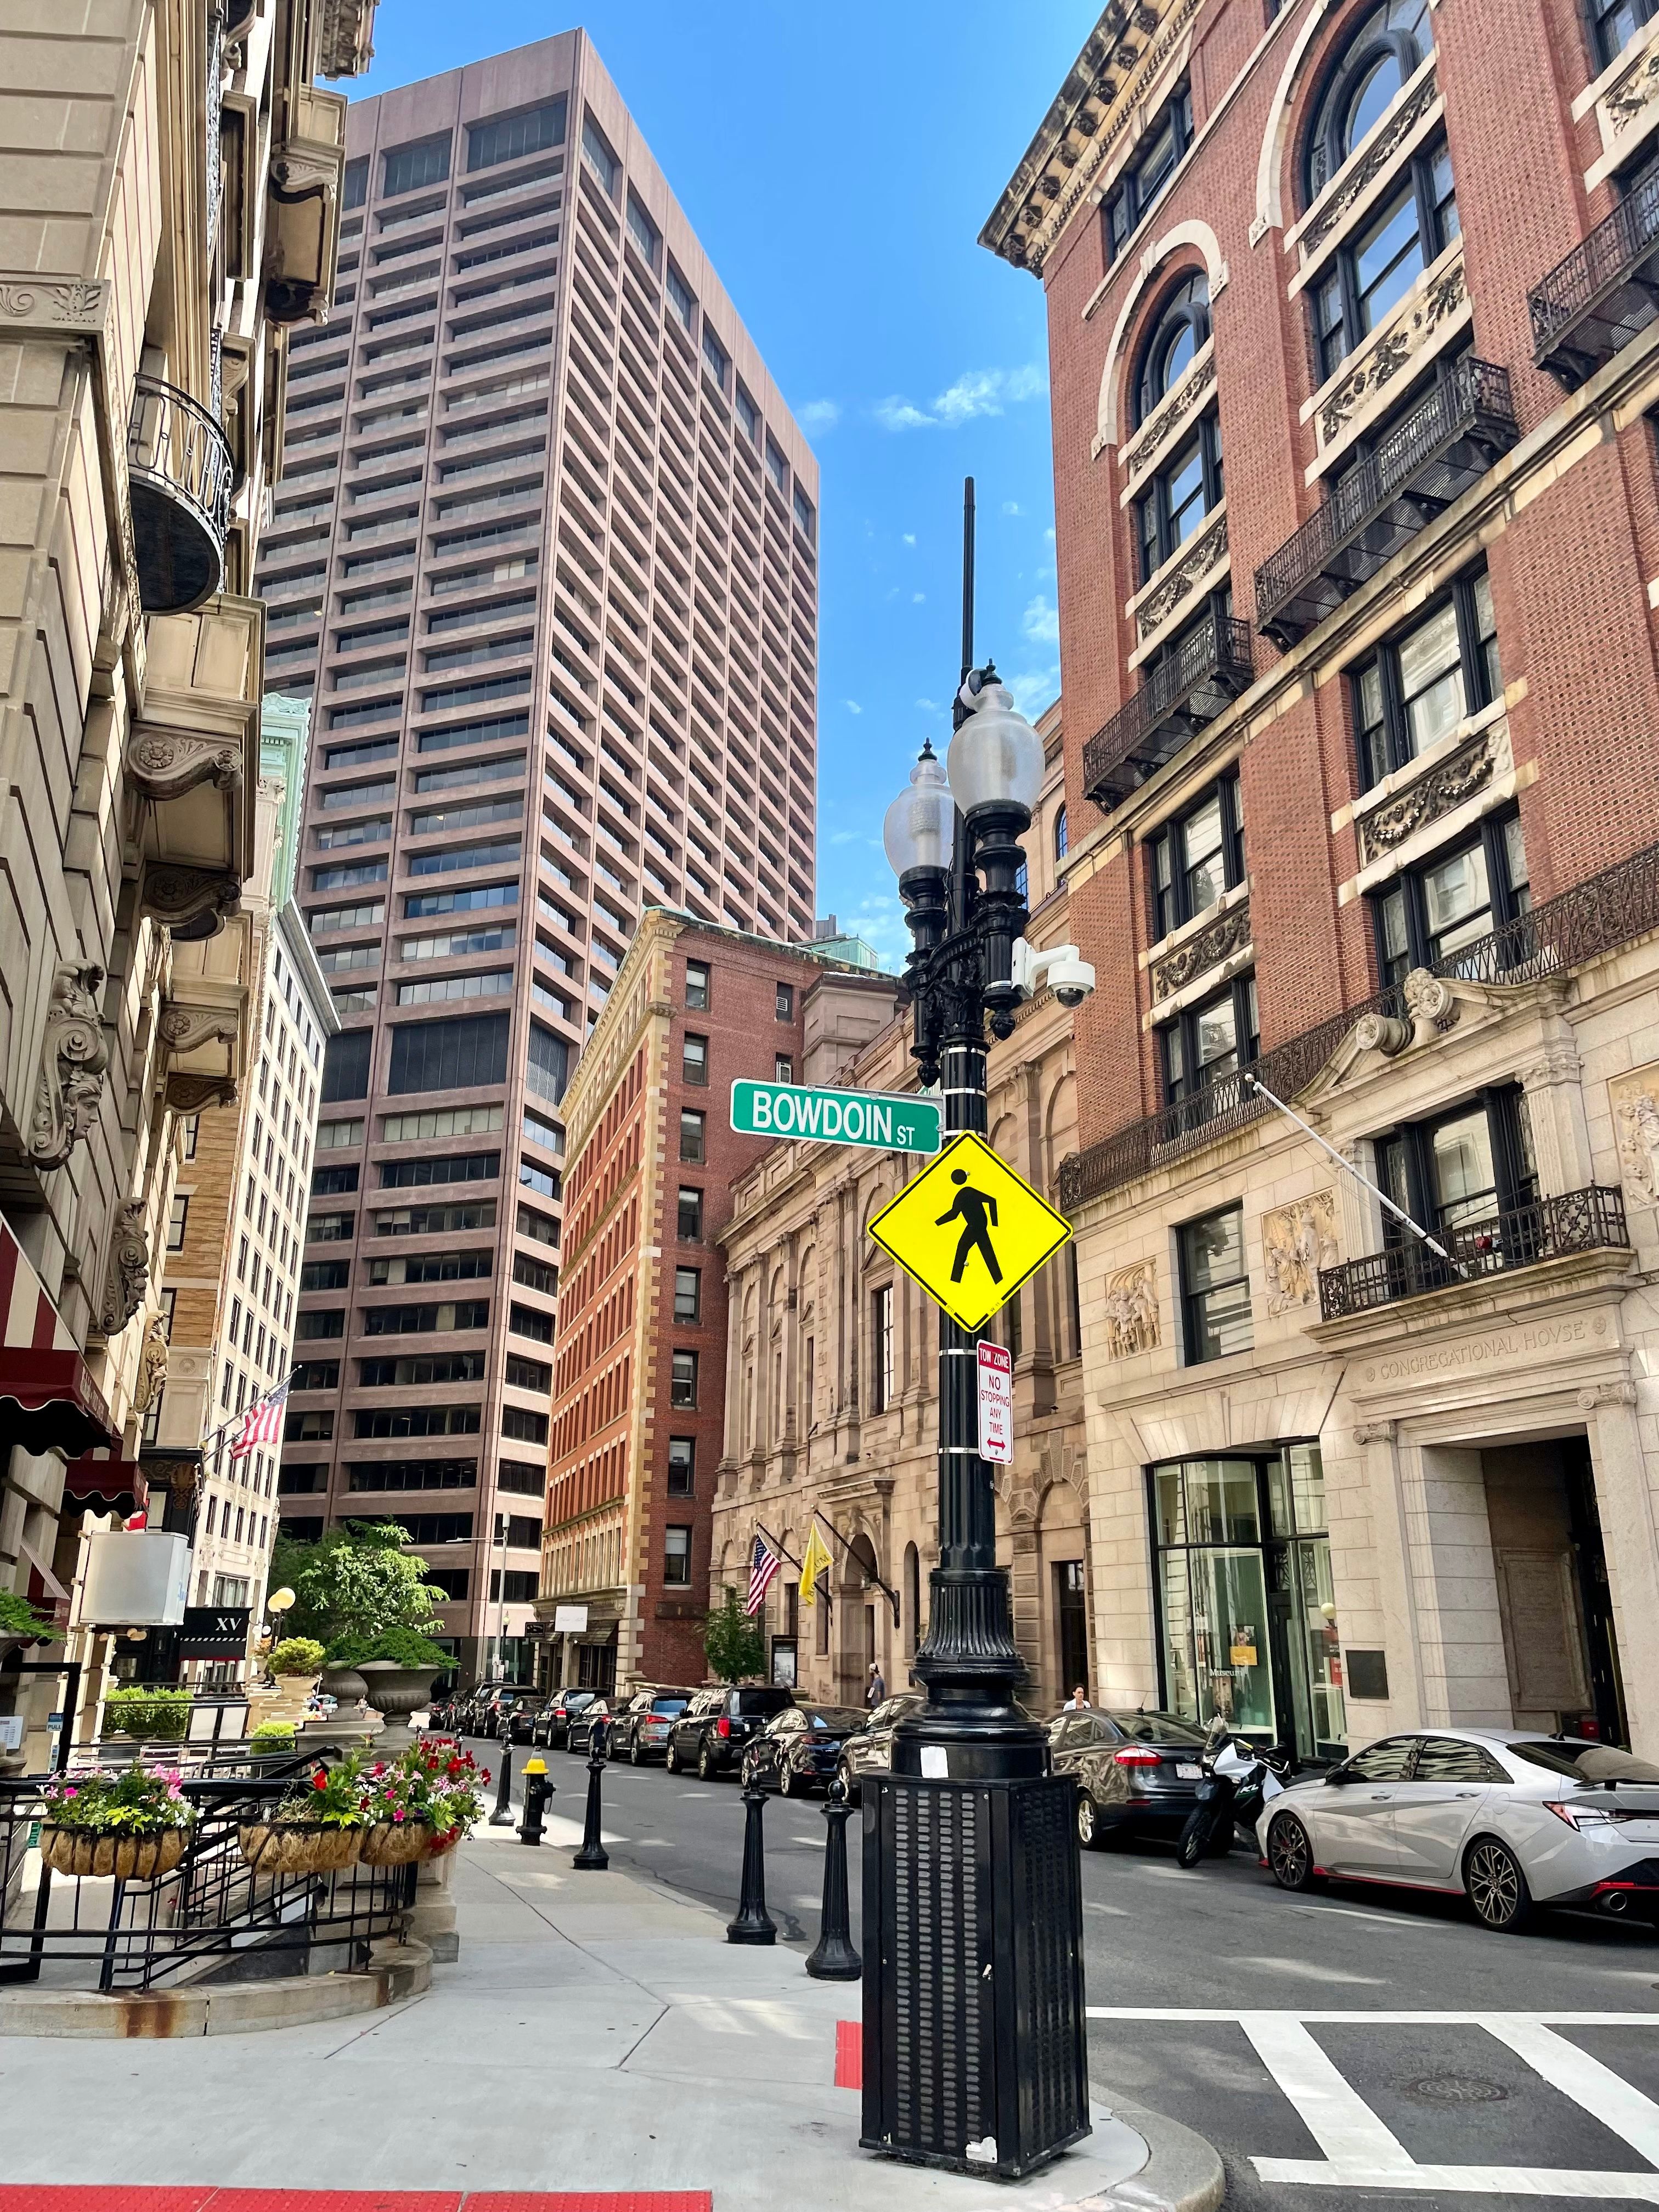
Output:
834,2016,863,2089
0,2197,711,2211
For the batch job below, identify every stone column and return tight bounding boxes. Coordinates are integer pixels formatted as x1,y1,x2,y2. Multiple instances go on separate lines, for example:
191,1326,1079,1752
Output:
1580,1385,1659,1760
1403,1442,1510,1727
1517,1037,1592,1196
1348,1420,1424,1733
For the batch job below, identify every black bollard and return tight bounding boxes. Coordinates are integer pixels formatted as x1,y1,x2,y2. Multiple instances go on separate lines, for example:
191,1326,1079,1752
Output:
573,1718,610,1870
805,1773,860,1980
489,1737,515,1827
517,1756,553,1846
726,1778,777,1945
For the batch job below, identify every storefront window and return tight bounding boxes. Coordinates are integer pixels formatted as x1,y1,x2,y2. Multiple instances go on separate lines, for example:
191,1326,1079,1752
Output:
1151,1443,1347,1760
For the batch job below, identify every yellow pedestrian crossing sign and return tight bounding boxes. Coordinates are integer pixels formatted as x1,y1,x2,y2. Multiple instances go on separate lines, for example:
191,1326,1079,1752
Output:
866,1130,1072,1333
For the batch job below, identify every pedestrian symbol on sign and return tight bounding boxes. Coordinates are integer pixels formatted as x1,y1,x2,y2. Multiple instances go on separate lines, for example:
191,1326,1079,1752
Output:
866,1130,1071,1333
936,1169,1002,1285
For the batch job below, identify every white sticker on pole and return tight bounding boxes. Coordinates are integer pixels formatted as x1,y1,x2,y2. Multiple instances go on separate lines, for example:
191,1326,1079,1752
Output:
977,1339,1013,1465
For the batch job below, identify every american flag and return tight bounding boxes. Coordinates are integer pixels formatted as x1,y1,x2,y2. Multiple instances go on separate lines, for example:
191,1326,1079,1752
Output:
745,1532,781,1616
231,1379,289,1459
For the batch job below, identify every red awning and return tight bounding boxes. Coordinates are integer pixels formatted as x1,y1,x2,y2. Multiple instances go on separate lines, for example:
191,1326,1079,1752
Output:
0,1211,115,1456
60,1448,147,1519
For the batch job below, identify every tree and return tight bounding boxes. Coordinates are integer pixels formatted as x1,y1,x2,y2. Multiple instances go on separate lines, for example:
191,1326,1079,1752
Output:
701,1590,765,1683
269,1520,445,1651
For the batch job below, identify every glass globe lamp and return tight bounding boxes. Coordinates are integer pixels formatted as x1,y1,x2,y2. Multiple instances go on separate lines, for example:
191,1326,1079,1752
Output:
945,678,1043,819
883,741,958,879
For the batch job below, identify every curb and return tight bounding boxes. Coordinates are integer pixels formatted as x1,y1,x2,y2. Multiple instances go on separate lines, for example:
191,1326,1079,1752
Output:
1094,2092,1226,2212
0,1936,431,2039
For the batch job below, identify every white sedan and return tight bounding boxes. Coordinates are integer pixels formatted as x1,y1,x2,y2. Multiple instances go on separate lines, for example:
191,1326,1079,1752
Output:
1257,1727,1659,1932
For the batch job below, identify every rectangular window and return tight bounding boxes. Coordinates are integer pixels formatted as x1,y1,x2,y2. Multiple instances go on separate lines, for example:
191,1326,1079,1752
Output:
504,1352,551,1392
1102,80,1192,264
626,191,661,269
342,156,368,210
685,960,710,1009
284,1409,335,1443
1160,975,1259,1109
667,262,696,329
313,859,388,893
1372,809,1529,990
667,1437,695,1496
166,1195,189,1251
403,881,518,919
682,1032,709,1086
375,1199,497,1238
382,133,451,198
354,1404,482,1439
311,1163,359,1197
386,1010,510,1094
291,1360,340,1392
502,1404,548,1443
792,486,816,543
516,1203,558,1246
1373,1088,1537,1283
395,969,512,1006
466,97,566,172
181,1115,200,1161
663,1526,692,1585
673,1267,701,1324
774,1054,793,1084
765,437,787,493
377,1150,499,1190
580,113,619,195
678,1186,703,1240
1150,774,1244,941
735,385,759,441
775,983,794,1020
1350,566,1500,789
671,1350,698,1407
300,1260,349,1291
871,1285,894,1413
296,1309,345,1339
1178,1205,1253,1364
315,1117,366,1148
498,1459,545,1496
1314,138,1458,380
701,324,729,389
679,1109,706,1163
526,1020,568,1105
490,1569,540,1604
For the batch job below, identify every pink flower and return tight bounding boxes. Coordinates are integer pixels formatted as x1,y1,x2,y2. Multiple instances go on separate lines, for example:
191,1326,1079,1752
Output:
62,1786,77,1800
392,1809,404,1822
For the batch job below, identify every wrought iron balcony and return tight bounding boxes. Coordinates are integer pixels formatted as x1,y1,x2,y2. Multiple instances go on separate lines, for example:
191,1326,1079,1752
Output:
126,374,233,616
1254,358,1518,649
1082,610,1254,809
1057,831,1659,1213
1530,164,1659,388
1318,1186,1629,1321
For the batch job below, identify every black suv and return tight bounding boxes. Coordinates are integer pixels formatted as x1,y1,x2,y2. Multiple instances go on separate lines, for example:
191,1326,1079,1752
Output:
665,1685,795,1778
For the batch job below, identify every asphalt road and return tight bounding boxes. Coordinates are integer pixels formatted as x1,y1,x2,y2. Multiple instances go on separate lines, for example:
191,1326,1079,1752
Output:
464,1734,1659,2208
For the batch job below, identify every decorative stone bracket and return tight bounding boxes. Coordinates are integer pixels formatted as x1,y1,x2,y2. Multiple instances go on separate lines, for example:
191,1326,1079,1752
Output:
98,1200,150,1339
139,865,243,936
28,962,110,1170
127,723,244,804
134,1314,169,1414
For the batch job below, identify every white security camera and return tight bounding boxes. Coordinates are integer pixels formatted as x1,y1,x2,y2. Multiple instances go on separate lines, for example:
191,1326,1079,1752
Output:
1009,939,1096,1009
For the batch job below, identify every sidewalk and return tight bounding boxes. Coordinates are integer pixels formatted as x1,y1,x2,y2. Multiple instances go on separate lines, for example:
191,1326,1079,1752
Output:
0,1813,1221,2212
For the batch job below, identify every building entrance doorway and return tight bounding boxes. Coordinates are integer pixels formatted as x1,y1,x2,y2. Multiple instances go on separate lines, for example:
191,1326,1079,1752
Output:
1481,1437,1627,1744
1056,1561,1088,1697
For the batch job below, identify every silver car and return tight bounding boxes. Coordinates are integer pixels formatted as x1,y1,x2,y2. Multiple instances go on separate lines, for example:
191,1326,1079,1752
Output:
1258,1726,1659,1932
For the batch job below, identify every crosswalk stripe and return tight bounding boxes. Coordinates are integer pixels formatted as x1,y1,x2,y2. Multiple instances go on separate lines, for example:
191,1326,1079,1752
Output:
1087,2008,1659,2025
1253,2160,1659,2198
1481,2018,1659,2166
1238,2013,1417,2174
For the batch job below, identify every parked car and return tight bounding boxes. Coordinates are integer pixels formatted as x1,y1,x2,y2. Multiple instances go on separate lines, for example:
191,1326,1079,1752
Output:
836,1692,924,1801
529,1689,598,1750
665,1685,795,1778
1260,1728,1659,1931
610,1687,695,1764
567,1697,616,1756
425,1692,462,1734
473,1686,538,1740
1052,1707,1213,1849
742,1705,866,1797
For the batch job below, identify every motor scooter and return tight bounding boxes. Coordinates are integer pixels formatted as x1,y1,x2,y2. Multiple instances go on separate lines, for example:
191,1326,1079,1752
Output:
1176,1729,1293,1867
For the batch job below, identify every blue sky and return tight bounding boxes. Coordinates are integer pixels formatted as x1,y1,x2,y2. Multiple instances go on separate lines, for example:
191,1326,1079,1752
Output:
349,3,1097,968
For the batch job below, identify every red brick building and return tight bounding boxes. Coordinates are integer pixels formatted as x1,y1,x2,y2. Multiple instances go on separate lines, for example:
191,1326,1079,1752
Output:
983,0,1659,1766
538,912,896,1690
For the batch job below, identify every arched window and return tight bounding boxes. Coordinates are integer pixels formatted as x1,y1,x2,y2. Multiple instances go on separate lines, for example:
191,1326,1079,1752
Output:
1053,805,1069,862
1304,0,1434,205
1135,274,1211,426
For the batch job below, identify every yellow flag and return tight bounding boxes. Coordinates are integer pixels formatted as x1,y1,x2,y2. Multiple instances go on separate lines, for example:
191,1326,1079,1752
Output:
798,1521,833,1607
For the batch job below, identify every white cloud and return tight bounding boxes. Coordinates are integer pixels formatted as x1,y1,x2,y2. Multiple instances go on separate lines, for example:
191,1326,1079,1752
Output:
915,697,939,713
912,592,926,603
1022,594,1060,646
843,699,863,715
874,365,1048,433
797,398,840,435
1007,667,1059,720
1043,525,1056,544
901,532,917,548
1002,500,1023,516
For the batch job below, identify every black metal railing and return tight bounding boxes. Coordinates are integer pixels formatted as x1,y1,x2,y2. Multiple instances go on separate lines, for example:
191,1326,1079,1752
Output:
1254,358,1517,647
1530,161,1659,384
1082,610,1254,809
1319,1185,1629,1319
1057,832,1659,1212
0,1756,413,1993
126,373,234,616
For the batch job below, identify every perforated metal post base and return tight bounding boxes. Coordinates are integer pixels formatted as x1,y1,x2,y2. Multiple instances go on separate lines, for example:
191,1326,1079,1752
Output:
860,1771,1090,2180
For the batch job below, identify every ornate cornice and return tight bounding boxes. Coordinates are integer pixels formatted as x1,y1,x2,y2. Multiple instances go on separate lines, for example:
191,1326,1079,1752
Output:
981,0,1201,274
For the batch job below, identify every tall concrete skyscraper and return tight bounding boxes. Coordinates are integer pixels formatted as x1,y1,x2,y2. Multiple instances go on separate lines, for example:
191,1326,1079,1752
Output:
256,31,820,1681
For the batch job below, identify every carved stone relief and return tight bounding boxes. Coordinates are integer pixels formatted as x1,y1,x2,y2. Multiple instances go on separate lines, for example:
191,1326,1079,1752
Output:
134,1316,170,1414
1609,1060,1659,1206
1261,1190,1340,1314
127,725,244,803
1354,727,1498,866
1152,898,1251,1001
1135,508,1228,642
138,866,242,934
1318,253,1465,447
159,1003,240,1058
166,1073,238,1113
1102,1259,1159,1358
29,962,110,1169
99,1201,150,1338
1602,38,1659,144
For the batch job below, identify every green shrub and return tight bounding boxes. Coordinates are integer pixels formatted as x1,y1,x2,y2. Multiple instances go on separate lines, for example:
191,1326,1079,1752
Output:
328,1626,449,1671
249,1720,297,1750
0,1589,61,1641
102,1687,193,1742
267,1637,325,1678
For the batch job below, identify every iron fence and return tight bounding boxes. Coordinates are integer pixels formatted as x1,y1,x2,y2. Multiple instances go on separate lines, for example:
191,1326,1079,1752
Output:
0,1757,413,1992
1057,832,1659,1212
1082,610,1254,808
1318,1184,1629,1318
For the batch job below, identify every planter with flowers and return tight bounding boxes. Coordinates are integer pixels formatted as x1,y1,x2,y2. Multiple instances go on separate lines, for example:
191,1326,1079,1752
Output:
38,1763,195,1881
405,1737,487,1857
239,1756,365,1875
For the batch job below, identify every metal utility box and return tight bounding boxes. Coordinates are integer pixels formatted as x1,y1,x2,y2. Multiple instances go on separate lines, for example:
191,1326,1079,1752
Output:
80,1528,190,1627
860,1771,1090,2179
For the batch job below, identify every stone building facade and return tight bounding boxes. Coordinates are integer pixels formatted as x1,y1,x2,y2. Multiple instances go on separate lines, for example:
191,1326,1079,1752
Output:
985,0,1659,1761
537,910,896,1692
710,718,1090,1712
0,0,373,1726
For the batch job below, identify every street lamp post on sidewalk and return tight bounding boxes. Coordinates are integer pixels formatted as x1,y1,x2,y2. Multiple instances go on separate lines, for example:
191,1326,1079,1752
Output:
865,479,1090,2180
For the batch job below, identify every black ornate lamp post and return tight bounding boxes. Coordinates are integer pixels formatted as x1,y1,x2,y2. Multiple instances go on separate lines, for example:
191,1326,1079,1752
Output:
861,481,1090,2181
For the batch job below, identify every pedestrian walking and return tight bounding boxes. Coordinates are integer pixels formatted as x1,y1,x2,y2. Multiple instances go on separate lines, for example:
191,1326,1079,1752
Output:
866,1661,885,1708
1068,1685,1090,1710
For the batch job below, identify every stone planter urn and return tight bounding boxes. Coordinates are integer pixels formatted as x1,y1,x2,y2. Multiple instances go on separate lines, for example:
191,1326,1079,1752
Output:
357,1663,440,1753
249,1669,320,1730
319,1663,368,1705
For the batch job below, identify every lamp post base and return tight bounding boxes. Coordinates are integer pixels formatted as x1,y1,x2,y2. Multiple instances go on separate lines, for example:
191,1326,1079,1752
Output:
860,1770,1089,2181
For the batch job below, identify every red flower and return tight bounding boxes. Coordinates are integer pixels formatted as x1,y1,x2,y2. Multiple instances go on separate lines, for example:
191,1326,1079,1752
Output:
312,1771,328,1792
481,1770,491,1784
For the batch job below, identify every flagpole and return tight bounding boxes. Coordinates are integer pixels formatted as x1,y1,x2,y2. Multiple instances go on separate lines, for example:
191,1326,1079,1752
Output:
808,1509,901,1629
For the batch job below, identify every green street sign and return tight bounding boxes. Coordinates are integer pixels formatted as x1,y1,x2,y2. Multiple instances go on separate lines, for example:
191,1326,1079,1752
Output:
730,1079,942,1155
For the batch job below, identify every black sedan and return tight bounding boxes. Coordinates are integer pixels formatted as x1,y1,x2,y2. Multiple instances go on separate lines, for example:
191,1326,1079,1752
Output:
528,1689,598,1749
836,1692,923,1802
567,1697,615,1755
1050,1707,1211,1847
664,1685,795,1778
610,1687,695,1764
742,1705,866,1797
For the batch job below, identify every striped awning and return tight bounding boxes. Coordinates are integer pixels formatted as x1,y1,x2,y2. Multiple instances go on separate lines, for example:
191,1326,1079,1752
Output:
0,1210,115,1455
